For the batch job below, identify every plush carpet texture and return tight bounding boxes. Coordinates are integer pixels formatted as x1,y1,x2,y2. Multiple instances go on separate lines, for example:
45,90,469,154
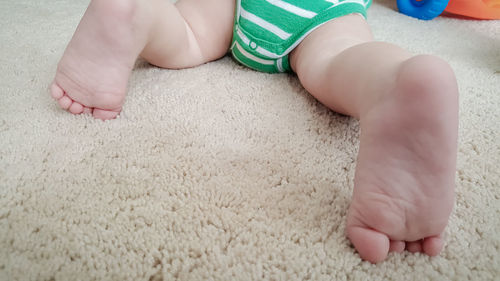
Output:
1,0,499,280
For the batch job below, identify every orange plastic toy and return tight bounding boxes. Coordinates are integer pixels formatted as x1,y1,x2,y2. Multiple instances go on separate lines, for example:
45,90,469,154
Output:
444,0,500,19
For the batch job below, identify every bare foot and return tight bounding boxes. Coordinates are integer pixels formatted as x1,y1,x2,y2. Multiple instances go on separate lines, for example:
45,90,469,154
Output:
346,55,459,263
50,0,145,120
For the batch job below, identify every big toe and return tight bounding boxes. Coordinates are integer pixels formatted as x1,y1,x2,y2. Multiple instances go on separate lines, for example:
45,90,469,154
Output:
347,226,390,263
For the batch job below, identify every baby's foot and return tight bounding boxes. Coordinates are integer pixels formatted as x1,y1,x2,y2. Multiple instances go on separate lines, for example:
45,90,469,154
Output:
346,56,459,263
50,0,143,119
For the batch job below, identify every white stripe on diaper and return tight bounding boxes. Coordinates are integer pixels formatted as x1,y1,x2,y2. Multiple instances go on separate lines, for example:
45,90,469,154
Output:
236,28,250,45
236,27,281,59
233,41,275,65
276,58,284,72
240,7,292,40
265,0,317,18
256,46,280,59
327,0,367,8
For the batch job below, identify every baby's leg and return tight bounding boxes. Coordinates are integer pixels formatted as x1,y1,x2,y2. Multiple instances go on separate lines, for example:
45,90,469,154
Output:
290,14,458,263
50,0,234,119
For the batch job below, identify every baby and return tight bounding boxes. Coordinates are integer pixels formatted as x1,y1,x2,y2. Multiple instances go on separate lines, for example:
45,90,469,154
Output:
50,0,459,263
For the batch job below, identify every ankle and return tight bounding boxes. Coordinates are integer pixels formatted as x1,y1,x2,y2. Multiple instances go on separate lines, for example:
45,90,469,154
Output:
86,0,153,59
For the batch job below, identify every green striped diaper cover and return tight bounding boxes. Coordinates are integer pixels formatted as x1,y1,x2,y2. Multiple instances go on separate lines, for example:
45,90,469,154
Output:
231,0,372,73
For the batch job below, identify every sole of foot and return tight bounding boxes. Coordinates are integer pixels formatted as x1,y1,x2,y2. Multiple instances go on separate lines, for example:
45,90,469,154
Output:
346,55,458,263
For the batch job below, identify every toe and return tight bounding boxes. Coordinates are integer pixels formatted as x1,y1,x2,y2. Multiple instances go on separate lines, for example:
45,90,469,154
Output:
422,235,444,256
50,83,64,100
406,240,423,253
58,95,73,110
347,226,390,263
69,102,84,114
93,108,121,120
389,240,405,253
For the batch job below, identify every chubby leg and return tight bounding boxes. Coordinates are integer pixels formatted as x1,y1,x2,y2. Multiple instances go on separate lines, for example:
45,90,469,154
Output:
290,14,458,263
50,0,234,119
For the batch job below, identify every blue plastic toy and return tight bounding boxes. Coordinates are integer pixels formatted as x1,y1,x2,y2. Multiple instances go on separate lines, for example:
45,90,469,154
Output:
397,0,500,20
397,0,450,20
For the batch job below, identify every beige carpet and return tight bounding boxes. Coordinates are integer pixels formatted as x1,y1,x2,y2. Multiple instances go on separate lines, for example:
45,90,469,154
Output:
1,0,499,280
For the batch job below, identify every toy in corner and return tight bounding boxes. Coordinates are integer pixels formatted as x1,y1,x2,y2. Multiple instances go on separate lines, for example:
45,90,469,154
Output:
397,0,500,20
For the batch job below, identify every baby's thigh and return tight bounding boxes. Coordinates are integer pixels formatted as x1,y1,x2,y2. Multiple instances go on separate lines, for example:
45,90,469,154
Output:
290,14,373,73
175,0,235,59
